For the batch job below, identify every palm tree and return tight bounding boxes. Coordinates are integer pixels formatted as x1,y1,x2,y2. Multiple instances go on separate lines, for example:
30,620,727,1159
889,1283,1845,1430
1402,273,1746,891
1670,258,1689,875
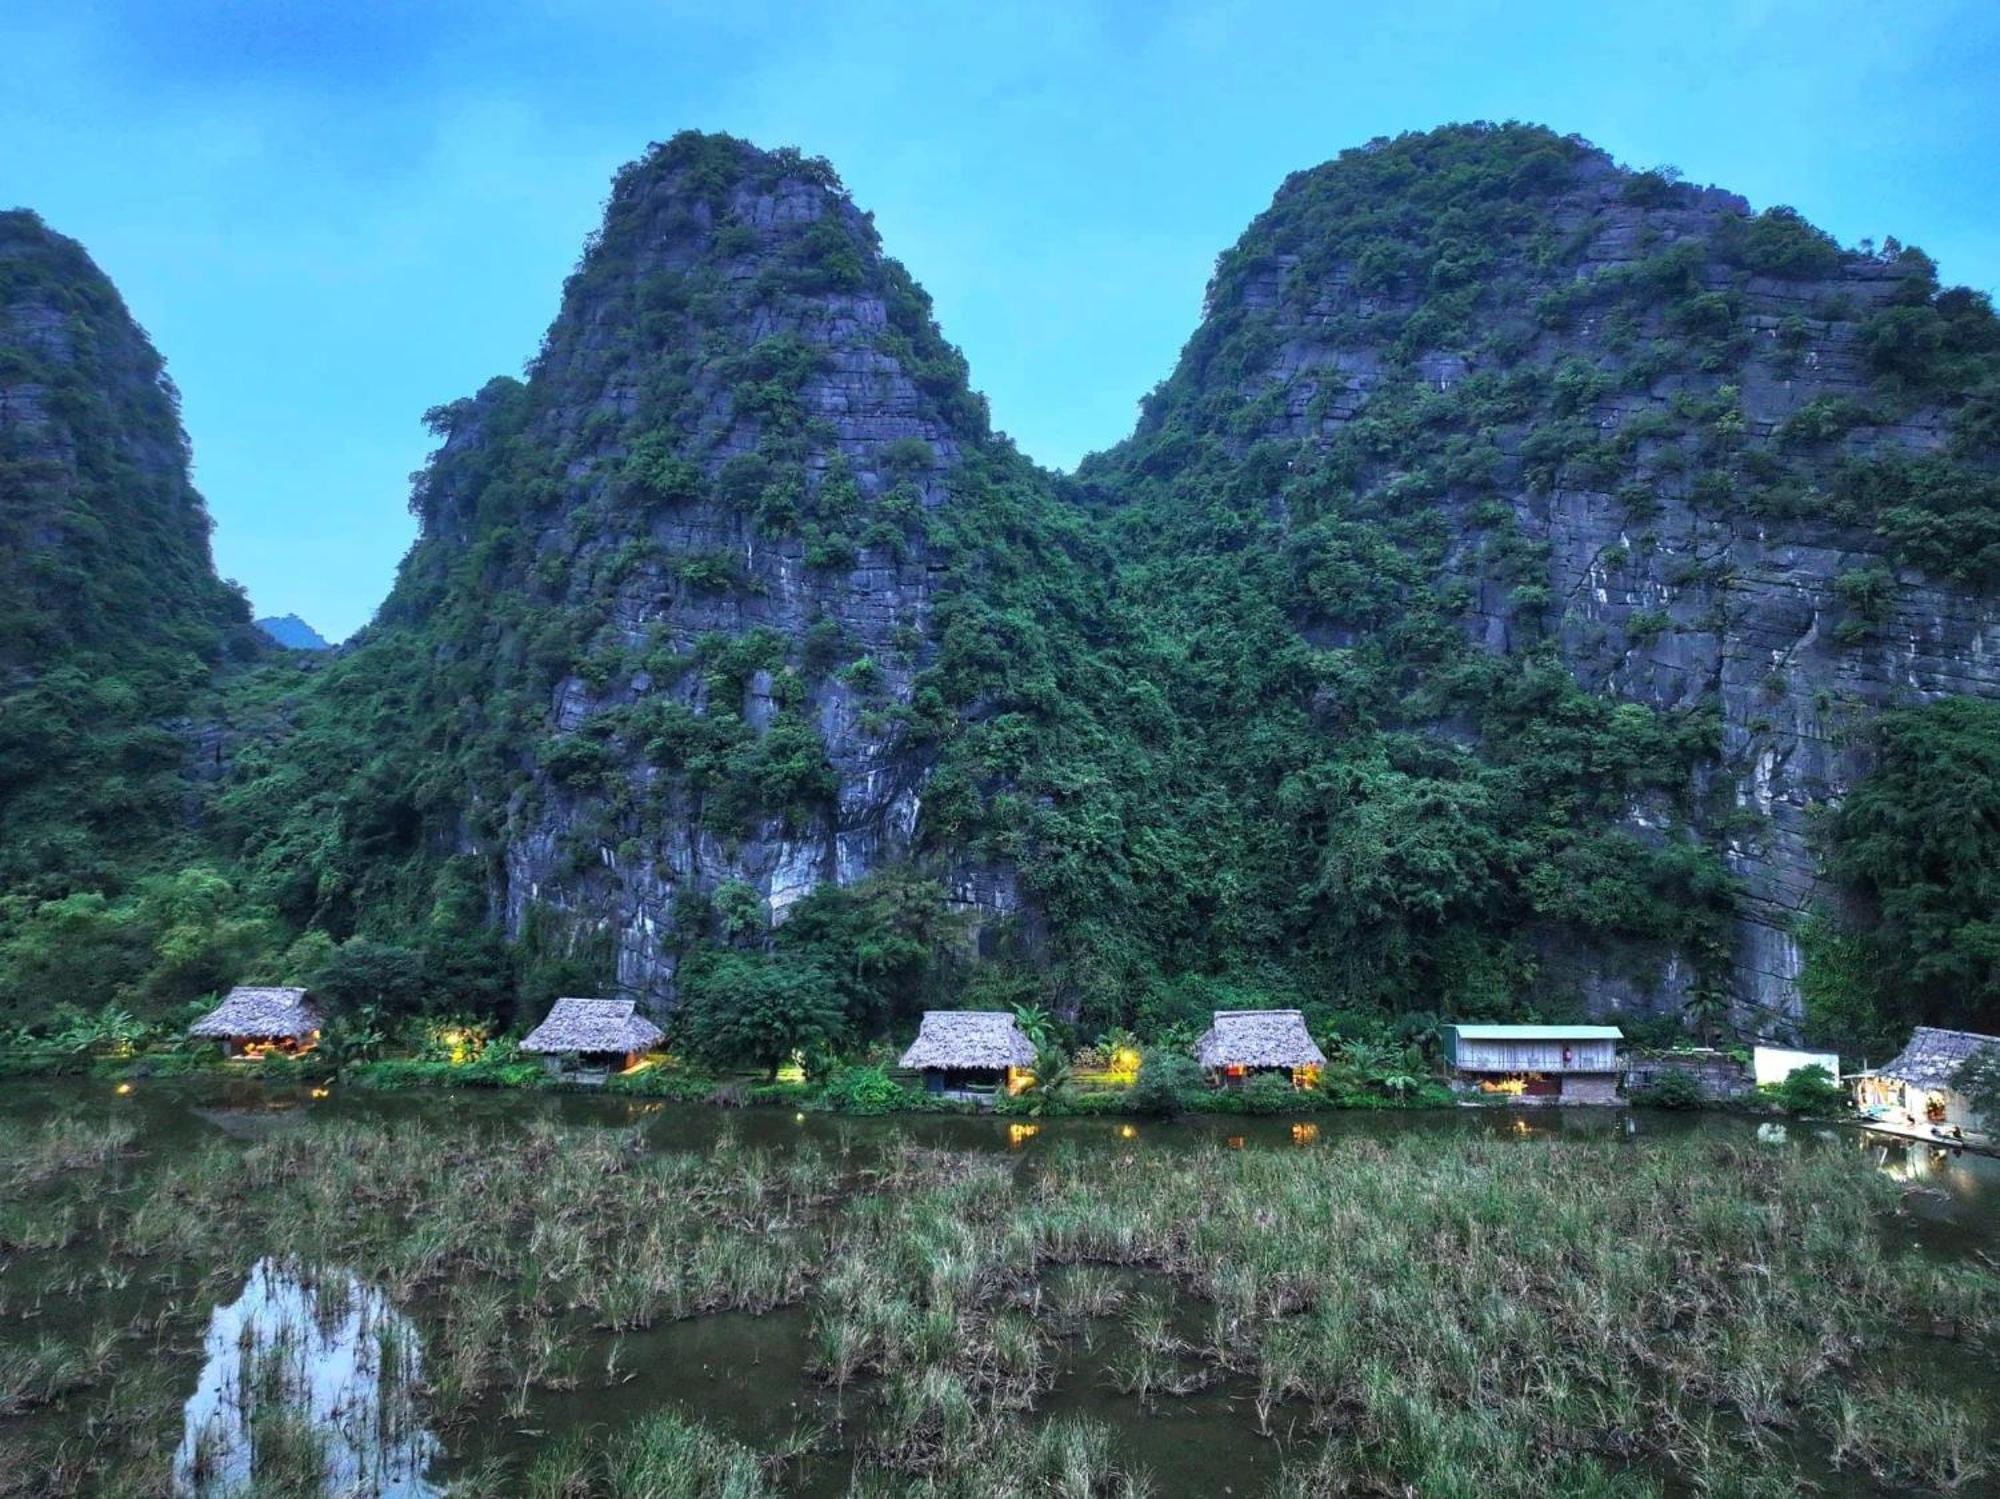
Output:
1012,1004,1055,1052
1027,1043,1072,1117
1683,983,1732,1045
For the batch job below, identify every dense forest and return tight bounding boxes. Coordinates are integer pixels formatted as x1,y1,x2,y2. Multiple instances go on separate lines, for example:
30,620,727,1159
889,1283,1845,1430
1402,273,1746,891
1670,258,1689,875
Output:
3,125,1997,1062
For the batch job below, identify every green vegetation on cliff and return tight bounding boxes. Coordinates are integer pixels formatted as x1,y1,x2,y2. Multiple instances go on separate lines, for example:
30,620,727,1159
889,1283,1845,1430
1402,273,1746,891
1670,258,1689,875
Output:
4,127,1999,1054
0,212,252,1016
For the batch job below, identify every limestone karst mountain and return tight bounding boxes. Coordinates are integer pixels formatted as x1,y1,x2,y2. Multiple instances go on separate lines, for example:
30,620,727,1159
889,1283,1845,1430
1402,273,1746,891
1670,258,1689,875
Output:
253,614,331,651
7,126,1998,1047
1084,127,2000,1035
0,209,251,899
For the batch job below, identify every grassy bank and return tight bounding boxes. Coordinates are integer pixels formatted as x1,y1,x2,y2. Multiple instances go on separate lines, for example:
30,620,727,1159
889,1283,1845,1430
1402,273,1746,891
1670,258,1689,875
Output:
0,1106,1994,1496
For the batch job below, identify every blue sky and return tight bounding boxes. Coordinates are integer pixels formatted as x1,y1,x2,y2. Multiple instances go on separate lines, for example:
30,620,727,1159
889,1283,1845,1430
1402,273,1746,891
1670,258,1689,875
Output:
5,1,1996,639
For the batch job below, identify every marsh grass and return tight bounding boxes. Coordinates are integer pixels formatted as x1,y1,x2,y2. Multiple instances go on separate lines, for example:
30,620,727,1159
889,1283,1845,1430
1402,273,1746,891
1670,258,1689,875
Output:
1,1108,1994,1496
522,1407,808,1498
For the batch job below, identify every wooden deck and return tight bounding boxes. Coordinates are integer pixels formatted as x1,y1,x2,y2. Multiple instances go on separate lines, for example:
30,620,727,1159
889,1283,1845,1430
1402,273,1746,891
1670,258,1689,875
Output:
1850,1116,1996,1157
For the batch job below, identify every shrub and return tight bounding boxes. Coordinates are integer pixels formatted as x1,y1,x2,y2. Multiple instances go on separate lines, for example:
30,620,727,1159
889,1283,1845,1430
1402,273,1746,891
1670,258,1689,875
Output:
1236,1074,1309,1114
620,431,706,509
1950,1046,2000,1126
813,1063,915,1115
1761,1063,1847,1117
1724,207,1842,280
603,1065,718,1102
1128,1052,1204,1117
1631,1068,1706,1109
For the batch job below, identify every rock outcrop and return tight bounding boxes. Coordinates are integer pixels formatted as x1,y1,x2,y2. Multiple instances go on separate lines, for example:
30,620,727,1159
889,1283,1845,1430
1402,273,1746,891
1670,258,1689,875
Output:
1110,127,1999,1034
382,135,1023,998
0,209,248,891
194,126,2000,1038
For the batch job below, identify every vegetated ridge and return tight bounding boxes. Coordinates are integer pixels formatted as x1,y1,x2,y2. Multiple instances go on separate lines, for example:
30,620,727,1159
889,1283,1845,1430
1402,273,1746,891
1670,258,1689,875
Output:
4,125,1998,1057
253,614,332,651
0,209,254,906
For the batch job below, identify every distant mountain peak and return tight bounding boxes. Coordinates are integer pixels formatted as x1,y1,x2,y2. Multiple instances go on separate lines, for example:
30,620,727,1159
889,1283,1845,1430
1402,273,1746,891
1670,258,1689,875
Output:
253,613,331,650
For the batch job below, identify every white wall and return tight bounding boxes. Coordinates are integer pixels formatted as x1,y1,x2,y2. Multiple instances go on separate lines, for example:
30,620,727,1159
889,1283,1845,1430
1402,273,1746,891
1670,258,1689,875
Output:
1753,1047,1840,1087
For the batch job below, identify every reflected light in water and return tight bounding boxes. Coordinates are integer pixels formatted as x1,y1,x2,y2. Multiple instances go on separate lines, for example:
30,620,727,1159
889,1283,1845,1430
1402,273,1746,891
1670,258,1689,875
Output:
175,1259,439,1497
114,1082,133,1096
1008,1123,1040,1148
1291,1122,1319,1145
1118,1124,1138,1140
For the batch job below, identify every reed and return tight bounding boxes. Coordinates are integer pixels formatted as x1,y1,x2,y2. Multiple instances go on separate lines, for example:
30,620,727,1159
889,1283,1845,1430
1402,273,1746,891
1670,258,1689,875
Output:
3,1108,1994,1497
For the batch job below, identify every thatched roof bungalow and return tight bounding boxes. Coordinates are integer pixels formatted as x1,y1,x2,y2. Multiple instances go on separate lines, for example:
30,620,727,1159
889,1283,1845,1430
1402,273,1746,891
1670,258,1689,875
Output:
1195,1010,1326,1088
188,987,324,1058
898,1011,1037,1097
520,998,663,1080
1855,1026,1997,1135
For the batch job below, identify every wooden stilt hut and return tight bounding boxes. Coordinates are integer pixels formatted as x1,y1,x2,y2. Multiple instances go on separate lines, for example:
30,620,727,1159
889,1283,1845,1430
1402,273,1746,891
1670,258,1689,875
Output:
520,997,663,1083
898,1011,1037,1100
1194,1009,1326,1088
187,987,325,1059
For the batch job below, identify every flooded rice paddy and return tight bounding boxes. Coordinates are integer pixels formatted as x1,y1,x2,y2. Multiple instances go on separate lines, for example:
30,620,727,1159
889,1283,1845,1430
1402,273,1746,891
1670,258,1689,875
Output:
0,1079,1995,1497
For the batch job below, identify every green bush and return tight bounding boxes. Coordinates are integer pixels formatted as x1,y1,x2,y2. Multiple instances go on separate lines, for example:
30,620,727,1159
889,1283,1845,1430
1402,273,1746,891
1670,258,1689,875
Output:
1221,1074,1309,1115
1631,1069,1706,1110
1128,1052,1204,1117
1760,1063,1847,1117
603,1065,719,1101
347,1047,544,1091
811,1063,914,1115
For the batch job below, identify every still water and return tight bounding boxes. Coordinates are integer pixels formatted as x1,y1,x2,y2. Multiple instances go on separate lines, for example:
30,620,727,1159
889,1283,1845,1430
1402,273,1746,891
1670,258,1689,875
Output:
2,1078,1994,1497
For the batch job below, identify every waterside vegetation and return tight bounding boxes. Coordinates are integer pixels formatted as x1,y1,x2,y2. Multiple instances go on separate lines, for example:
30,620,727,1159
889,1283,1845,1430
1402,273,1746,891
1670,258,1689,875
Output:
0,1106,1992,1497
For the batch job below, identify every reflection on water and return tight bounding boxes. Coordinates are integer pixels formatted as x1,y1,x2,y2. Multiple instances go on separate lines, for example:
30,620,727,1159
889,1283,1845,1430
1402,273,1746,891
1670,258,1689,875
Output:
1869,1137,1990,1201
175,1259,439,1498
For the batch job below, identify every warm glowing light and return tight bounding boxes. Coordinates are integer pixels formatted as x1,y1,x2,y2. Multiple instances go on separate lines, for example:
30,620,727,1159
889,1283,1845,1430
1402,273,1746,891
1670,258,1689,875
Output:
1225,1135,1245,1149
795,1112,807,1124
239,1032,319,1061
1006,1066,1034,1097
1110,1048,1142,1082
617,1056,655,1077
1295,1065,1323,1088
1008,1123,1041,1148
1291,1122,1320,1145
1478,1077,1530,1096
114,1082,133,1096
310,1087,331,1099
432,1024,485,1065
1118,1124,1138,1140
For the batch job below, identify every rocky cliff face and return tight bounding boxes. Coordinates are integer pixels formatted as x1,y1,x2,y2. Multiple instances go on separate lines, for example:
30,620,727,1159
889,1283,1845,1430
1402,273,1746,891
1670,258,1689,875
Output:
0,210,248,893
203,125,1997,1039
1110,127,2000,1034
381,135,1026,1000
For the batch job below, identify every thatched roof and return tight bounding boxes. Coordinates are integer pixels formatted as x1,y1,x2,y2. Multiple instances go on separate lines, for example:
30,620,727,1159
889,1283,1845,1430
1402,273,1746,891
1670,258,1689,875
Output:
519,997,663,1056
1195,1010,1327,1069
1450,1024,1623,1041
1880,1026,2000,1091
188,987,323,1041
898,1011,1037,1071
